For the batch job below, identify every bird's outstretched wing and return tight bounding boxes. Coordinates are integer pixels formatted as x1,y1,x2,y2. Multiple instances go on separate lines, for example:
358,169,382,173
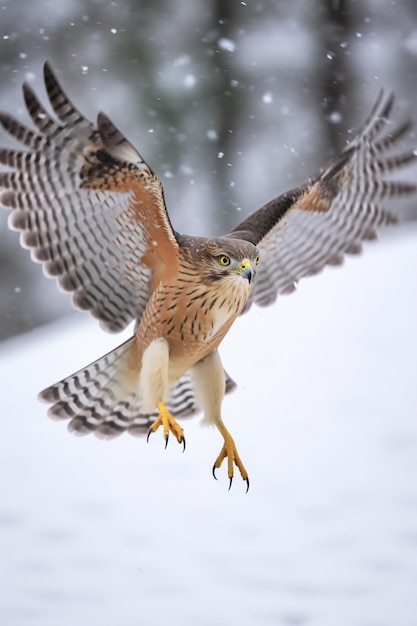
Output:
228,91,416,309
0,62,179,332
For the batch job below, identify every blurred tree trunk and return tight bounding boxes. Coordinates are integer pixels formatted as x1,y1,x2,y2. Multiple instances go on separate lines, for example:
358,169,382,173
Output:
317,0,360,156
208,0,243,233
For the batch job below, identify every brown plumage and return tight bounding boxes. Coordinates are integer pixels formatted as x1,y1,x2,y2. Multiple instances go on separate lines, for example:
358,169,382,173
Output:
1,63,415,489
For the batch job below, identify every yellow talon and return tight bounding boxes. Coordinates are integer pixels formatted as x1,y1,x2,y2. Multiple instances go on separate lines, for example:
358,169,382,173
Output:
147,401,185,451
212,422,249,492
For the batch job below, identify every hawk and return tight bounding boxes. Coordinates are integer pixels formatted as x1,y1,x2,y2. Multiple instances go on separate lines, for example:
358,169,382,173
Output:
0,63,415,490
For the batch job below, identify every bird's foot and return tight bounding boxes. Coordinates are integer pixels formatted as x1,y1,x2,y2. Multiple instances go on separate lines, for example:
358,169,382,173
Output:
147,401,185,451
212,423,249,492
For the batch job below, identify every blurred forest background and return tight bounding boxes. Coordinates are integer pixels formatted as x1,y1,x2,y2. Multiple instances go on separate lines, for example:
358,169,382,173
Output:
1,0,416,339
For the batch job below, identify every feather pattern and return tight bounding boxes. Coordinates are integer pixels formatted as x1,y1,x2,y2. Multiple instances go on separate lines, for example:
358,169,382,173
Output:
39,337,236,437
0,62,179,332
229,91,416,309
1,67,415,464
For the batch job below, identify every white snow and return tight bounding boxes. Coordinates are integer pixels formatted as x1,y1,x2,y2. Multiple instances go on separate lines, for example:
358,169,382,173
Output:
0,226,416,626
218,38,236,53
183,73,196,88
262,91,273,104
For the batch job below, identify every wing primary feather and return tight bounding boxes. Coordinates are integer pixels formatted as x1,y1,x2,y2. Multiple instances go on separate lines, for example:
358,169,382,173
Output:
22,81,61,135
0,112,40,149
236,90,416,313
227,186,305,245
97,111,148,165
0,63,171,332
356,90,395,143
43,62,90,128
373,119,412,152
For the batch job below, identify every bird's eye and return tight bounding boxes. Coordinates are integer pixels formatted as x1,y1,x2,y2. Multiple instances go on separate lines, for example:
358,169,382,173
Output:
219,255,231,267
255,255,261,266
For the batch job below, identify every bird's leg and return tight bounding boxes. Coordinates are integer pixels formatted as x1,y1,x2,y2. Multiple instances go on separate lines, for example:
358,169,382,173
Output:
191,349,249,491
147,401,185,451
213,421,249,492
140,338,185,450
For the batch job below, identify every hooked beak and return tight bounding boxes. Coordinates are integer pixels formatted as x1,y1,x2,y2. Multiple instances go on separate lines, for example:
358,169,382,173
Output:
239,259,254,284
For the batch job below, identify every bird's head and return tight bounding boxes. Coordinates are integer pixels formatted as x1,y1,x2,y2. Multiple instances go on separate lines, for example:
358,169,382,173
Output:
186,236,260,286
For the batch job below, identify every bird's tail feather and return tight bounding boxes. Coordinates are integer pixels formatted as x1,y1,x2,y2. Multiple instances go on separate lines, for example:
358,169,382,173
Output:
39,337,237,438
39,337,154,438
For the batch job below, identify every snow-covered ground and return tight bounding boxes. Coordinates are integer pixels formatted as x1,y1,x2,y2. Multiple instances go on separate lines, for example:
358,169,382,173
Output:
0,225,416,626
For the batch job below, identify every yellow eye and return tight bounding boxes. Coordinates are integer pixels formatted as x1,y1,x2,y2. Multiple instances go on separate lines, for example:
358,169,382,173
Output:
219,255,231,267
255,255,260,266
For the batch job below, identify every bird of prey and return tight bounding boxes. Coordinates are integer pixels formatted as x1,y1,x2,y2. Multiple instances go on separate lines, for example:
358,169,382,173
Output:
0,63,415,490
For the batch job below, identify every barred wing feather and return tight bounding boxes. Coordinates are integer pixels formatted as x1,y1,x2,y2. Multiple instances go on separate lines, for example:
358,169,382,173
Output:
229,91,416,309
40,336,236,438
0,62,178,332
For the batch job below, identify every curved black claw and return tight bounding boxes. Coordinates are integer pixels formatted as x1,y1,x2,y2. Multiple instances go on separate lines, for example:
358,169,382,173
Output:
212,466,250,493
147,428,185,452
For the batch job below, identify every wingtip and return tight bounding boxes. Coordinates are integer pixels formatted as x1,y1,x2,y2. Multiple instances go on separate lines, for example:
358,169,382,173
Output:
378,89,396,121
21,79,34,101
371,87,395,116
0,110,10,130
96,110,115,135
97,110,146,165
43,60,60,95
38,386,56,404
43,60,52,76
43,61,60,91
19,62,56,103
